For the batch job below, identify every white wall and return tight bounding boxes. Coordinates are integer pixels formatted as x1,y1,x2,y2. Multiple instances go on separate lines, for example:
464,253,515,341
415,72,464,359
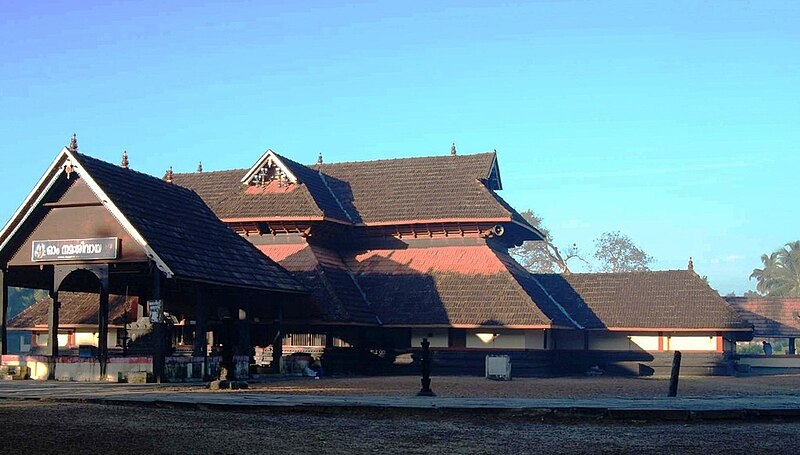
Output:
666,335,718,351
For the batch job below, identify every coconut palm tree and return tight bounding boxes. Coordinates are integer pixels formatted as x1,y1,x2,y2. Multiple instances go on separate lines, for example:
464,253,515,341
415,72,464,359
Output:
750,242,800,297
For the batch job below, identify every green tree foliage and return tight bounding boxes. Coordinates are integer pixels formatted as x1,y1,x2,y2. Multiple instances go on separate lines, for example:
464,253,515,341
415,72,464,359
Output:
593,231,654,273
7,287,48,319
750,241,800,297
510,210,585,273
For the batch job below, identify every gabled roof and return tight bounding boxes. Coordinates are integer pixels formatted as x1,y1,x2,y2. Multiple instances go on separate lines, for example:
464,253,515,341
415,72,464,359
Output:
725,297,800,337
0,148,306,294
8,292,137,329
173,150,539,236
533,271,751,331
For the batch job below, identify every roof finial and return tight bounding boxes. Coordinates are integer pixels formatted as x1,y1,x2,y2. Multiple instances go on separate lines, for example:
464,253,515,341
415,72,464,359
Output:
197,161,203,173
317,152,323,165
688,257,694,272
68,133,78,153
163,166,174,183
121,150,129,169
451,143,457,156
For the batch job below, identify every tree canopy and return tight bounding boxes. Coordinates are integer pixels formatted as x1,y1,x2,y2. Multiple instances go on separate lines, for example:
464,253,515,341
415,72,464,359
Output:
593,231,654,273
750,241,800,297
511,210,654,274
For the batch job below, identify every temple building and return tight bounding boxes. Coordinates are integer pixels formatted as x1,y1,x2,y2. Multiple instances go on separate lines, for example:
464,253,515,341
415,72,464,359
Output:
0,139,753,381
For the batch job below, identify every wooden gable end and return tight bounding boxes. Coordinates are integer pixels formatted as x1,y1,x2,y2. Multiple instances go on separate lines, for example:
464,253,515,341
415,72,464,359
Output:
7,176,147,267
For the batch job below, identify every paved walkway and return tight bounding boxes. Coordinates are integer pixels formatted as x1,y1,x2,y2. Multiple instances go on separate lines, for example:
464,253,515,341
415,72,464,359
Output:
1,381,800,421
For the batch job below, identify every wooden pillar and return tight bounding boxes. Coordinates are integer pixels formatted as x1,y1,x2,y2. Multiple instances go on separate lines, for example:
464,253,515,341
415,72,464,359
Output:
47,289,60,380
271,302,283,373
0,268,7,356
789,338,796,356
98,285,109,377
151,268,166,383
192,291,208,358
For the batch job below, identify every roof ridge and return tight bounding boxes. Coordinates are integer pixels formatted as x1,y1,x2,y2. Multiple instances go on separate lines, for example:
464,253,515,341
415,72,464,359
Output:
312,151,496,167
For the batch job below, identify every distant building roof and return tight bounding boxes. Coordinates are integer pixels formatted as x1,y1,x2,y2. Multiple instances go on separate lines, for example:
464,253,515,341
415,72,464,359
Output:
725,297,800,337
8,292,136,329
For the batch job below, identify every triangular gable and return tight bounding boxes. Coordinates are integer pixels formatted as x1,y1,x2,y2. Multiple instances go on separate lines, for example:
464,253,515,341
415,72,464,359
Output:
0,147,174,277
486,155,502,191
240,149,300,186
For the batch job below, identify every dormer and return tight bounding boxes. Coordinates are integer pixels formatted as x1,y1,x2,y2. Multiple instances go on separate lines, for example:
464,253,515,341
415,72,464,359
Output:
240,149,299,189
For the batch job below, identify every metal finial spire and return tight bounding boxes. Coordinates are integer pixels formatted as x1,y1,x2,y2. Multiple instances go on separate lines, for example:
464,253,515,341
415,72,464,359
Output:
197,161,203,173
163,166,174,183
68,133,78,153
121,150,129,169
688,257,694,272
450,143,457,156
317,153,323,165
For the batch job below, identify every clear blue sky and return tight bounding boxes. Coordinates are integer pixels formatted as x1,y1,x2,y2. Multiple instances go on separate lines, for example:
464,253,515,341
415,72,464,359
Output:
1,1,798,294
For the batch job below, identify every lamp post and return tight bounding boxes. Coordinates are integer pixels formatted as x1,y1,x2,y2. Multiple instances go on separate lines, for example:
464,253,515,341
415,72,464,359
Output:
417,337,436,397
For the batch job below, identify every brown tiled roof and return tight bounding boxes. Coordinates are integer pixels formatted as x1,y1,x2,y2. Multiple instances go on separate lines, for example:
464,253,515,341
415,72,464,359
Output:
533,271,750,330
173,152,535,232
317,153,517,224
171,168,333,221
8,292,137,328
725,297,800,337
344,245,571,327
257,243,378,324
75,153,306,293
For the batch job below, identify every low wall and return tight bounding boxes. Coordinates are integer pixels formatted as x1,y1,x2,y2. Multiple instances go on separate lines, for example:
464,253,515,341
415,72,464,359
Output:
553,350,734,376
1,355,152,382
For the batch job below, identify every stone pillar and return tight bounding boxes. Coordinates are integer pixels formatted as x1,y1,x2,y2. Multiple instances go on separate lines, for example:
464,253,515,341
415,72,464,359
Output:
98,286,109,377
272,302,283,373
47,290,60,380
0,267,7,356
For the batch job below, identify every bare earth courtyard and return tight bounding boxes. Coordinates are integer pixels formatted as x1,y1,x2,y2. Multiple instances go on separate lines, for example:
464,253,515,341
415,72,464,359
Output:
2,375,800,454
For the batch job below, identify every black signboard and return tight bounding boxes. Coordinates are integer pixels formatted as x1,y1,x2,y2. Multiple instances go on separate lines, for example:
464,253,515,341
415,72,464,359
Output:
31,237,119,262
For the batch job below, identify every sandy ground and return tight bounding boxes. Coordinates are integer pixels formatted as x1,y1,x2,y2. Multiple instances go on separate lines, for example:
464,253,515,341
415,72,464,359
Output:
2,375,800,454
172,374,800,399
1,400,800,454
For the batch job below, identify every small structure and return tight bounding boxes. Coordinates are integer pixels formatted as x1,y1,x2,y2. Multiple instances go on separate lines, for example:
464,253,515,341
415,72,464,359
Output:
726,297,800,372
0,142,314,382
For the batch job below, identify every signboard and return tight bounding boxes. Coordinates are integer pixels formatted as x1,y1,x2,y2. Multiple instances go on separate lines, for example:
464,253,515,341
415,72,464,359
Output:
148,300,164,324
31,237,119,262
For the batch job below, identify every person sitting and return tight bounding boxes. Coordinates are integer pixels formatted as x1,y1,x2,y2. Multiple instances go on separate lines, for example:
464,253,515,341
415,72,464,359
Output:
762,341,773,356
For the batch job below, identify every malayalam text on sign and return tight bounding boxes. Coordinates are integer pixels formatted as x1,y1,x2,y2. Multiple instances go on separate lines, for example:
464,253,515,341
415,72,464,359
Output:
31,237,119,262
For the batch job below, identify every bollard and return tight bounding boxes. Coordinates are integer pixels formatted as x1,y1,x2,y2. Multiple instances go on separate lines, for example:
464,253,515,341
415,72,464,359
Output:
668,350,682,397
417,337,436,397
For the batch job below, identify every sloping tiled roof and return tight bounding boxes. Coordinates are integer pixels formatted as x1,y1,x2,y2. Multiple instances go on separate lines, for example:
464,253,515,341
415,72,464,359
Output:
75,153,305,293
256,243,378,324
316,153,515,224
533,271,750,330
173,152,534,229
171,168,330,221
344,245,569,327
725,297,800,337
8,292,137,328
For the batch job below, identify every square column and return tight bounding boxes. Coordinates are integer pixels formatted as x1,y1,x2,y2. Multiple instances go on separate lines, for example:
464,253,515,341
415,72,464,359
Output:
271,303,283,373
192,292,208,358
47,290,60,380
98,287,109,377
